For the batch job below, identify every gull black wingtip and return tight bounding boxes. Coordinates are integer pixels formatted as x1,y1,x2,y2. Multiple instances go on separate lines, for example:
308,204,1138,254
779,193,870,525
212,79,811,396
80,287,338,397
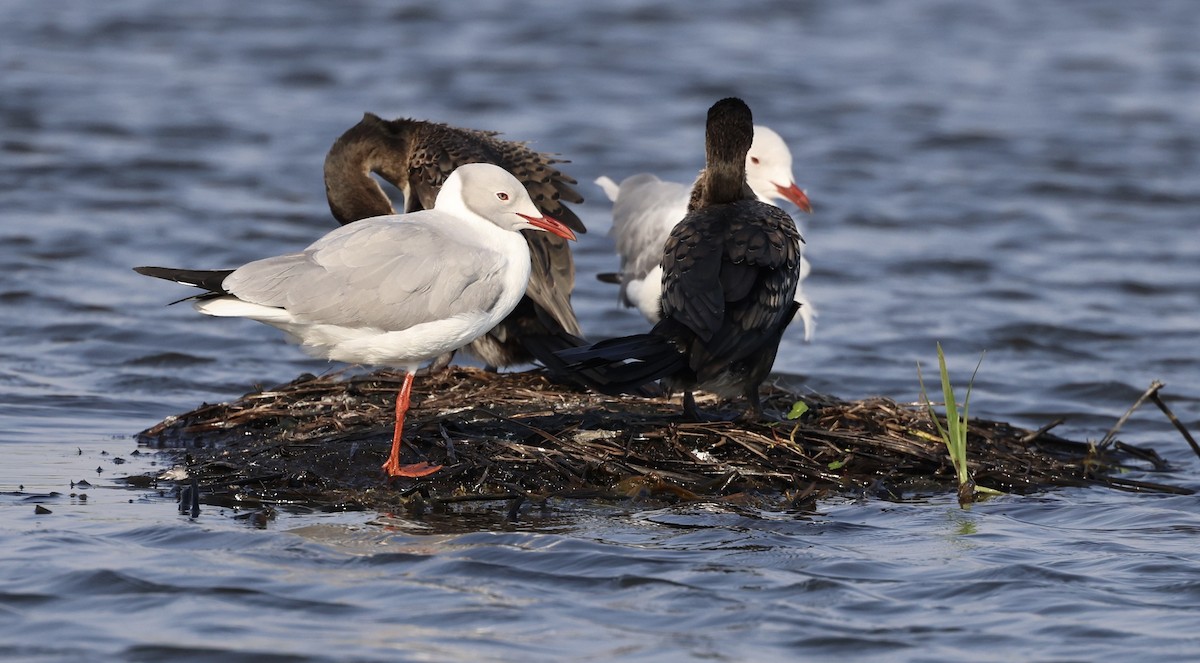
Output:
133,266,234,293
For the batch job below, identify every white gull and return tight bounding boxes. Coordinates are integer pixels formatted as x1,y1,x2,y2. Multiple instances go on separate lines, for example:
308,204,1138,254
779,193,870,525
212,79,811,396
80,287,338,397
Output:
135,163,576,478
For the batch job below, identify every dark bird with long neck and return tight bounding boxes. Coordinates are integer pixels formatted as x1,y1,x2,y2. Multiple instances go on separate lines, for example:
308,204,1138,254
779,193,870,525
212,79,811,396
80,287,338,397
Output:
554,97,803,420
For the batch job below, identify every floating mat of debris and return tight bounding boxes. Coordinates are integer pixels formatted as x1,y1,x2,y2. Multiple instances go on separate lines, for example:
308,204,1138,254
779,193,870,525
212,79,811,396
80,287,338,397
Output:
132,367,1192,513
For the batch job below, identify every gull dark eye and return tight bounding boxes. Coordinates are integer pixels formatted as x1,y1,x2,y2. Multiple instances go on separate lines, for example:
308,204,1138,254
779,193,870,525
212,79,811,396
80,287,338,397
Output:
749,157,760,165
496,192,510,201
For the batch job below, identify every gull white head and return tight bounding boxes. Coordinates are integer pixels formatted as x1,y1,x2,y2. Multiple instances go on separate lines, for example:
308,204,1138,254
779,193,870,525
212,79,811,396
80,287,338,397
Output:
745,125,812,213
435,163,577,240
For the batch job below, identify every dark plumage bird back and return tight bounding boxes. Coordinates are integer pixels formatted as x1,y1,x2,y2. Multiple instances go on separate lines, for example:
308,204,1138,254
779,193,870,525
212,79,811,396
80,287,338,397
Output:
325,113,584,232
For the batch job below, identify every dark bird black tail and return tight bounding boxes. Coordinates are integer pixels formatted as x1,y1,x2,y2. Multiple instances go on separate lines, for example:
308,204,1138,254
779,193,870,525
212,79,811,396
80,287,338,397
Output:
518,332,659,396
548,333,686,396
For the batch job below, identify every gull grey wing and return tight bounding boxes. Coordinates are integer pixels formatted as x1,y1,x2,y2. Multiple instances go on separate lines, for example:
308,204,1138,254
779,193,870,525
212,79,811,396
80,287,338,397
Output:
609,174,691,282
223,219,509,332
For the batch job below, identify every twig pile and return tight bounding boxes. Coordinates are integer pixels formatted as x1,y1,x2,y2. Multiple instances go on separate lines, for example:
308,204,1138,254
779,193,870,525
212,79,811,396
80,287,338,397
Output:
133,368,1192,513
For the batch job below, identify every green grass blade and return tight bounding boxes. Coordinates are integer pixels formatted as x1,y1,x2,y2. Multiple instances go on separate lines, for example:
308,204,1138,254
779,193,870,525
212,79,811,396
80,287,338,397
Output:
919,345,991,500
936,343,965,479
959,351,986,483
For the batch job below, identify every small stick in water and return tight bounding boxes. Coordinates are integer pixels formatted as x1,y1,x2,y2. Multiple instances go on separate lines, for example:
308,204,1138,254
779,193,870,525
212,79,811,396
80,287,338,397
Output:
1099,380,1164,449
1149,391,1200,460
1020,418,1064,444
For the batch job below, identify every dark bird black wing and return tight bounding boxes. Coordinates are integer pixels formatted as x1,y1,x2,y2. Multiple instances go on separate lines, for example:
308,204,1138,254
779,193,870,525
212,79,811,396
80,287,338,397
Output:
660,199,800,369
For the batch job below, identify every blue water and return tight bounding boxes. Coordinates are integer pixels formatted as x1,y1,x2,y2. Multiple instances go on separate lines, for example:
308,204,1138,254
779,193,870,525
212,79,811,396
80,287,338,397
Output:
2,0,1199,660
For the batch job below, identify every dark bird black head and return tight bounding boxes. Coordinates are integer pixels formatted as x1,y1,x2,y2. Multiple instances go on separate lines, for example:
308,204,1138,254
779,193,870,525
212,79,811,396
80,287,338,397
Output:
698,97,757,206
705,97,755,166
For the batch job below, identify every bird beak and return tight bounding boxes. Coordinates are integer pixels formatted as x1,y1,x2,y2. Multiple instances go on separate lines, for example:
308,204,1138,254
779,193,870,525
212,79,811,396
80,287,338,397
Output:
518,213,577,241
775,182,813,214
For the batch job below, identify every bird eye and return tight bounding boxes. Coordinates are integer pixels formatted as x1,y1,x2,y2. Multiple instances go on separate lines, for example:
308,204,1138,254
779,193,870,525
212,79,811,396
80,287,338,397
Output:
496,192,510,201
750,157,760,165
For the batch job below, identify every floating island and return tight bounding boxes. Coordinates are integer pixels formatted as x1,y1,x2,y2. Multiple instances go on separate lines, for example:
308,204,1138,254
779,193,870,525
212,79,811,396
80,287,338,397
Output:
131,367,1193,517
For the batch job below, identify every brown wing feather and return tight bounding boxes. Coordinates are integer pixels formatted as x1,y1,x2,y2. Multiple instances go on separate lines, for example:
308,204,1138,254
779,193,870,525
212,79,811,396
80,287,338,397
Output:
401,121,585,233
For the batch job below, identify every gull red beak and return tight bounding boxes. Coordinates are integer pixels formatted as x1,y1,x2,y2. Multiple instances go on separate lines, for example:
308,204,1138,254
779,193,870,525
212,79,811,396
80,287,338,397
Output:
775,182,813,214
518,213,577,241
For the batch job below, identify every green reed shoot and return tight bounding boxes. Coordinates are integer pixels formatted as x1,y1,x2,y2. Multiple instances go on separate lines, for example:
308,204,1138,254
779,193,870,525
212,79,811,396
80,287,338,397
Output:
917,343,993,502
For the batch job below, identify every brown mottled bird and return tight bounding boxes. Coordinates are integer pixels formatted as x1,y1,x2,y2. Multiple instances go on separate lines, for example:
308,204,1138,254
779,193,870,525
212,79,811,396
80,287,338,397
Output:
323,112,586,371
554,97,803,420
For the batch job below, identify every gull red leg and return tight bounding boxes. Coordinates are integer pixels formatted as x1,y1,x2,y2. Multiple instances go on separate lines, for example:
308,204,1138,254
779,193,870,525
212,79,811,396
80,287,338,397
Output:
381,371,441,478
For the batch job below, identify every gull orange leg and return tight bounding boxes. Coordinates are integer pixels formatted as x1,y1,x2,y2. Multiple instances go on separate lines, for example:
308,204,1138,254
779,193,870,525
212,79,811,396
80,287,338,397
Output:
381,371,442,478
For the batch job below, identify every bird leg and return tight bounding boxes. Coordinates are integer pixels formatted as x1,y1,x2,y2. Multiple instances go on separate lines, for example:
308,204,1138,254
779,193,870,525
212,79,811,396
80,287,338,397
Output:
737,388,764,423
416,351,455,376
683,389,764,423
381,371,442,478
683,390,719,422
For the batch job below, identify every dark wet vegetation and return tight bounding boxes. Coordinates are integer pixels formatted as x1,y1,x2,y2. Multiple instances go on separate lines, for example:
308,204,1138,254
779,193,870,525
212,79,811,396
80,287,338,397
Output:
134,368,1193,515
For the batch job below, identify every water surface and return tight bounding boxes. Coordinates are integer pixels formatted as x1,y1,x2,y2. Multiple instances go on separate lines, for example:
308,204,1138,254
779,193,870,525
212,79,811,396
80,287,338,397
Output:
2,1,1199,660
